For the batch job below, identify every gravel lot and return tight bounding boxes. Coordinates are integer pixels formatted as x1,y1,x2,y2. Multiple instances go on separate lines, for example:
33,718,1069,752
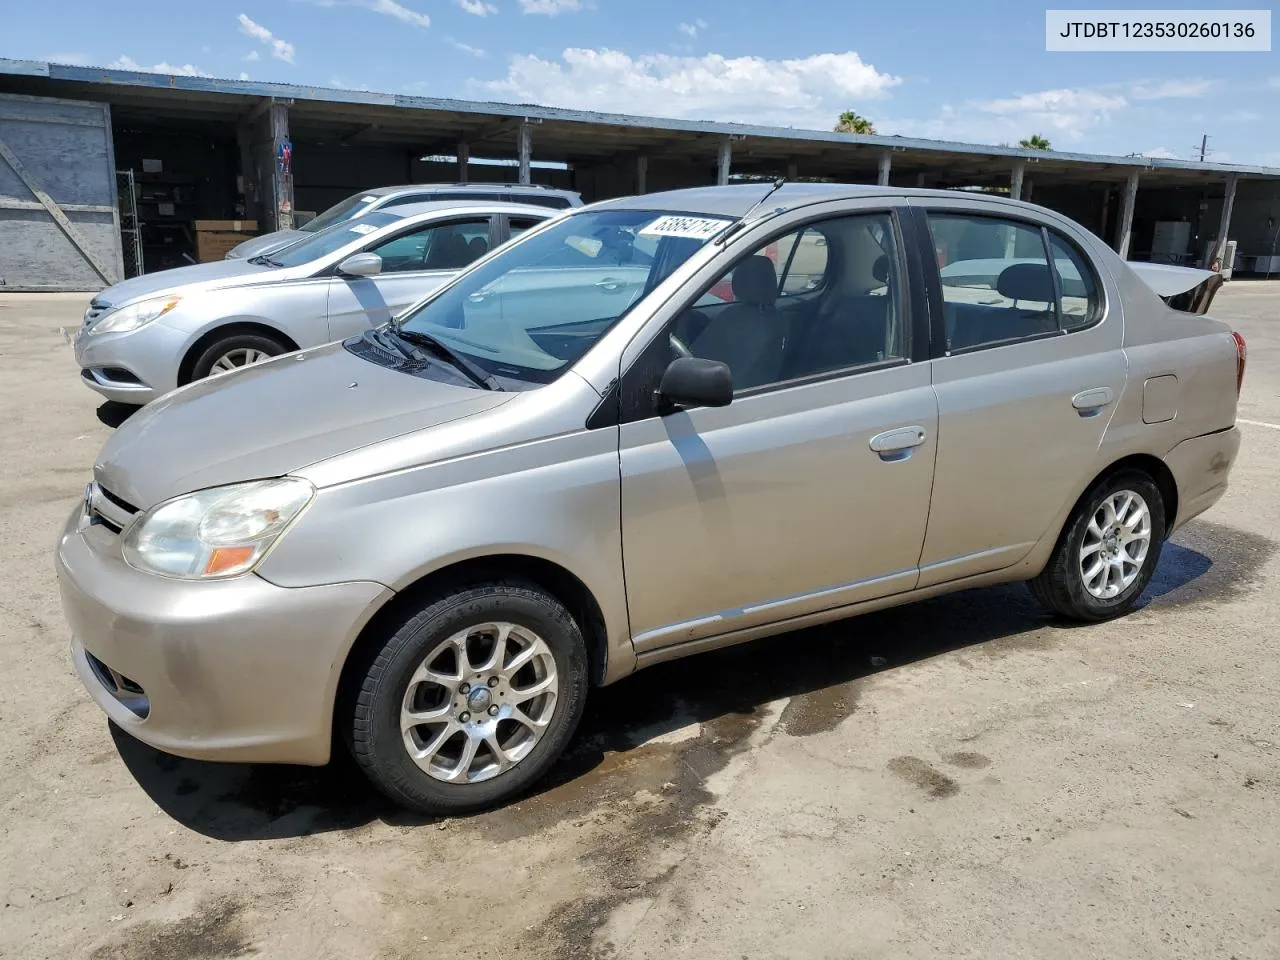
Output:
1,284,1277,960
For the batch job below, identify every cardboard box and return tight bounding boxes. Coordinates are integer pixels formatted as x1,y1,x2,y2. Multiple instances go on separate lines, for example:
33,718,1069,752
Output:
194,220,258,232
194,221,259,262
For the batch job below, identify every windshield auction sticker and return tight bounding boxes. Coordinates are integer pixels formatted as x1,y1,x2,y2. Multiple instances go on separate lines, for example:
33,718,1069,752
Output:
1046,9,1270,50
639,216,731,240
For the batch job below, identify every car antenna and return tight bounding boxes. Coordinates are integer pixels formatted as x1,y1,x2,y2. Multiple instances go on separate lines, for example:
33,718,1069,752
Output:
714,177,787,246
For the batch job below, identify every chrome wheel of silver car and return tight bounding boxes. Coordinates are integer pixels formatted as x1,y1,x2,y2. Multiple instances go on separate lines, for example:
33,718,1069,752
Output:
1079,489,1152,600
400,621,558,784
210,347,271,373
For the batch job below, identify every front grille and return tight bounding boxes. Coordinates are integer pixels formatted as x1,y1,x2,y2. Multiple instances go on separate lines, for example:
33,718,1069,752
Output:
83,298,110,327
85,651,150,718
86,482,139,535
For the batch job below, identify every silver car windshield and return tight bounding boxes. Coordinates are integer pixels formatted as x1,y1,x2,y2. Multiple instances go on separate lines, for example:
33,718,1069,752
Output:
268,212,402,267
396,209,733,384
301,192,382,234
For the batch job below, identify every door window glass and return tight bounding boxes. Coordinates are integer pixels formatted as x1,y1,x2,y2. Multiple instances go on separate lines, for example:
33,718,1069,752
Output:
928,213,1058,350
628,212,904,407
1047,231,1102,330
371,218,490,273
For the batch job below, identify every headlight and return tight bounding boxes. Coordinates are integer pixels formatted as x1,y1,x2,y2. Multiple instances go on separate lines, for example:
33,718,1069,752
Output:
88,295,181,336
122,478,314,579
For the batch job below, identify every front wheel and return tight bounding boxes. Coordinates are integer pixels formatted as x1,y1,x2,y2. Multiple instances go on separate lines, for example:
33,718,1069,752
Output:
349,581,588,816
189,331,288,382
1029,470,1165,621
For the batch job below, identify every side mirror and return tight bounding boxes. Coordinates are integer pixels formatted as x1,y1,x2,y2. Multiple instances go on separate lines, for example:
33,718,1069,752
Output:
337,252,383,277
655,357,733,411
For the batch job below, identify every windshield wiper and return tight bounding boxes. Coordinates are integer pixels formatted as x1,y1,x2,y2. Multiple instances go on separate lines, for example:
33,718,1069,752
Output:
392,328,503,391
363,326,416,362
248,254,284,267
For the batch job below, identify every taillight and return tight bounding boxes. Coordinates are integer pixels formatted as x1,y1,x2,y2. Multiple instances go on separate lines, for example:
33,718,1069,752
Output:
1231,331,1247,394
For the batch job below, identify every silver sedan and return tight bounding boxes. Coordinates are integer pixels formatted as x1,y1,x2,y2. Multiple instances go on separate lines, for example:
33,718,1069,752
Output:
73,200,554,404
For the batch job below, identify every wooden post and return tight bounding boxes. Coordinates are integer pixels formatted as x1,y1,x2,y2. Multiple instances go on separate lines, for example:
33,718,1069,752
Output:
236,122,258,223
457,142,469,183
1010,160,1026,202
1213,174,1239,268
916,172,926,187
516,121,532,186
1115,171,1139,258
636,154,648,194
251,98,294,231
1024,177,1034,203
716,139,731,186
786,160,798,180
877,151,892,186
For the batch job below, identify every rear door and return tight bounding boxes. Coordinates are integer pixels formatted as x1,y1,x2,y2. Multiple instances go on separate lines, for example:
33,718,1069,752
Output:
910,201,1126,586
324,216,496,340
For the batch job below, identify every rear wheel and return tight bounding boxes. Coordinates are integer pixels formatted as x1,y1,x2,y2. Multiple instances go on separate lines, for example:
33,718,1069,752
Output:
189,331,288,382
349,580,588,816
1029,470,1165,621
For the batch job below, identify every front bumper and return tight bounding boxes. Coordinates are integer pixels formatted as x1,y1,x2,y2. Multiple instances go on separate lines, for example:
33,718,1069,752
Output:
73,319,191,405
56,505,392,765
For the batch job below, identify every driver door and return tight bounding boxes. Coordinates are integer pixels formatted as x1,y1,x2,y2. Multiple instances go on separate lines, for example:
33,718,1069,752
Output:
618,208,939,654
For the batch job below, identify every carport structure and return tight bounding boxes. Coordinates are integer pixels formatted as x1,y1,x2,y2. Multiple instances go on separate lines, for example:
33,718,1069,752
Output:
2,58,1279,286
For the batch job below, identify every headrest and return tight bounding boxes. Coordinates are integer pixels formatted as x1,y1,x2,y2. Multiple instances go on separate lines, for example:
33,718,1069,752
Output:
732,255,779,307
872,255,889,284
996,262,1055,303
467,236,488,255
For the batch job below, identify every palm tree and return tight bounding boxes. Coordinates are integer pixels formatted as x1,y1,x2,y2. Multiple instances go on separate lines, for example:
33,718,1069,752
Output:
835,110,876,135
1019,134,1052,150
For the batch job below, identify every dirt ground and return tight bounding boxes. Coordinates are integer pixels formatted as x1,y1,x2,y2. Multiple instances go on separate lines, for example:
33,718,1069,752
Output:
1,284,1278,960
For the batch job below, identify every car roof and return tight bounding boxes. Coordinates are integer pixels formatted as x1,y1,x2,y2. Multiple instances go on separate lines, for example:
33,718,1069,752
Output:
378,200,559,220
365,182,580,200
592,183,1049,219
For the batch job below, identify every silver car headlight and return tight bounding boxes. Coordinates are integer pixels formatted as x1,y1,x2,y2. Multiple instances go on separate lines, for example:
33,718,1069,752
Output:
122,478,314,579
88,295,182,336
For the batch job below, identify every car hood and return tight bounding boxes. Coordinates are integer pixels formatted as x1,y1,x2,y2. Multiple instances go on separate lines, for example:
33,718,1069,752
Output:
226,229,308,260
93,342,513,508
92,259,277,308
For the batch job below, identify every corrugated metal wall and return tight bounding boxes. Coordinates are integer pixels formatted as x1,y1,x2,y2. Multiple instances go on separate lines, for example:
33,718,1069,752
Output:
0,93,123,291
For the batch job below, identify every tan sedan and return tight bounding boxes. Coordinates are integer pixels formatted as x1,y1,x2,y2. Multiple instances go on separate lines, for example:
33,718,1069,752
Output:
57,183,1245,815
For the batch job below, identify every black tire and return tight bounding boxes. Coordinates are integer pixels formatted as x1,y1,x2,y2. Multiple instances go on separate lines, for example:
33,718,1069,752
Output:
350,580,588,816
1029,469,1166,621
188,331,289,382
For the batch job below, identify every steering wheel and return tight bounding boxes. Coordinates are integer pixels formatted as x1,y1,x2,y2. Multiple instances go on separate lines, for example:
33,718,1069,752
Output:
668,332,694,360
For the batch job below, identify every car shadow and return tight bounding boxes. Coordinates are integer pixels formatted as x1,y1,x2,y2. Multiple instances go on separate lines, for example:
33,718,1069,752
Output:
108,522,1264,843
96,401,139,428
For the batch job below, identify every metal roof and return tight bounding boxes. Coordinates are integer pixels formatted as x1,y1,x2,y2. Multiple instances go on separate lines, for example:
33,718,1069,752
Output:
3,58,1278,184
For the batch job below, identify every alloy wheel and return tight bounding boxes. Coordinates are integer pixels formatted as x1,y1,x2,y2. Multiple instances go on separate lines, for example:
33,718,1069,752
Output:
400,622,558,784
1079,489,1152,600
210,347,271,373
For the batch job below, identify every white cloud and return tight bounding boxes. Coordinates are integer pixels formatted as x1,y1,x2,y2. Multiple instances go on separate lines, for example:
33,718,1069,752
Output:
964,87,1128,141
475,48,900,127
448,37,487,57
520,0,582,15
243,49,260,61
1224,109,1261,123
109,55,211,77
237,13,295,63
678,19,708,38
1129,78,1215,99
1140,147,1179,159
362,0,430,26
459,0,497,15
239,71,251,81
41,52,91,65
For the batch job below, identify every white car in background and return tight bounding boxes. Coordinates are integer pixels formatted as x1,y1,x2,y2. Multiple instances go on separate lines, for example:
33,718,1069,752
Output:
74,201,554,404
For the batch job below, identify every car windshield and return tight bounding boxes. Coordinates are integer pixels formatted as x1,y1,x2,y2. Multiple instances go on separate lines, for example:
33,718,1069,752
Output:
395,209,731,386
268,212,401,267
300,192,383,234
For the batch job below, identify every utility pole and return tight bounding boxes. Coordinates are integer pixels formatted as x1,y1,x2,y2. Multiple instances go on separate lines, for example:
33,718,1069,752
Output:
1198,134,1209,162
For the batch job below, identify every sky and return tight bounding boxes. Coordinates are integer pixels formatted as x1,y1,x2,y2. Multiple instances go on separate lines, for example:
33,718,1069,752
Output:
3,0,1278,164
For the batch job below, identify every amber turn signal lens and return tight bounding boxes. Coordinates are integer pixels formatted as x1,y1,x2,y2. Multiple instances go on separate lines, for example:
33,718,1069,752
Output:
204,546,257,576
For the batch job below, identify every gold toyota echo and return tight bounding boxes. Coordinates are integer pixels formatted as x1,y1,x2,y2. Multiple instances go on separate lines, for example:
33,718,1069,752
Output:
57,184,1244,815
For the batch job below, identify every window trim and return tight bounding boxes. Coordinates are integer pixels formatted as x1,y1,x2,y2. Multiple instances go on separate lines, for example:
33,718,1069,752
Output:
605,205,917,426
916,206,1107,358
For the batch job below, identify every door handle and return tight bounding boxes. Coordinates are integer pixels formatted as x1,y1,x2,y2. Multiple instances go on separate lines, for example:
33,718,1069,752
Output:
467,292,489,303
595,278,623,292
1072,387,1114,417
869,426,927,462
